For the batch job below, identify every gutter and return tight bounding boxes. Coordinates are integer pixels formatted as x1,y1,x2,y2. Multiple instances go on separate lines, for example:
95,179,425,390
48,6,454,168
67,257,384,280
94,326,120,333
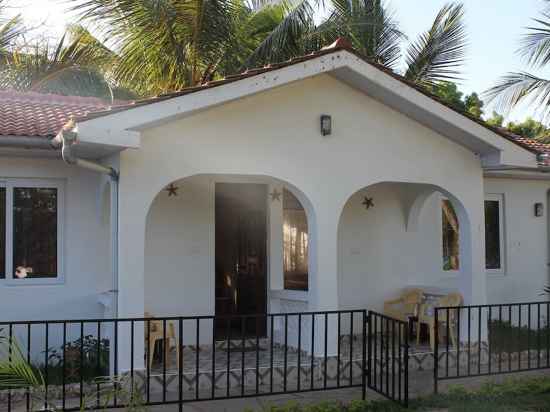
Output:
483,166,550,173
0,126,120,319
55,123,120,319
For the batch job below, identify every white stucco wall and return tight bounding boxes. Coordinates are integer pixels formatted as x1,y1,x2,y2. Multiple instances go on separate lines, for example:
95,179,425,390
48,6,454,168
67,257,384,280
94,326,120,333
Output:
484,177,550,303
338,184,464,313
116,73,487,320
0,156,111,360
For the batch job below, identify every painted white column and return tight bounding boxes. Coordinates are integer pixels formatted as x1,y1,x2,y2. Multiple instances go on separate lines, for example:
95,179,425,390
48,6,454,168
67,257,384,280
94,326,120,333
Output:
116,177,147,372
308,204,340,356
269,183,284,291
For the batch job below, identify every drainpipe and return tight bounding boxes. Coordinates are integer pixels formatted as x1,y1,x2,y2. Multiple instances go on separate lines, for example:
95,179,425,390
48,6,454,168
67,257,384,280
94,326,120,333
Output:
55,124,120,318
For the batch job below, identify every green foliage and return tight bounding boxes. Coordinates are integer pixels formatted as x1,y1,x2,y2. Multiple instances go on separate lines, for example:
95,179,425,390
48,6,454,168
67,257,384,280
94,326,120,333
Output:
506,117,549,139
488,318,550,353
486,111,504,127
428,81,484,119
43,334,110,385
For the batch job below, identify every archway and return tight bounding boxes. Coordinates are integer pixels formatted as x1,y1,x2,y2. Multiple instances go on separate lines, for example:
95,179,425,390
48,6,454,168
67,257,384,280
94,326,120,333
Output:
143,173,316,342
337,182,473,314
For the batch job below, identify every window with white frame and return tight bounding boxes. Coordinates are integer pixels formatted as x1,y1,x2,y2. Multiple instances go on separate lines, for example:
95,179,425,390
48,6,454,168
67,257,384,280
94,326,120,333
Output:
0,180,63,282
485,194,504,272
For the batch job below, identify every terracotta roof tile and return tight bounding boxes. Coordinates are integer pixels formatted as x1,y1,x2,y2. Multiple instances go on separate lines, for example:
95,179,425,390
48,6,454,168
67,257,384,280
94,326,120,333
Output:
0,91,114,138
2,38,550,163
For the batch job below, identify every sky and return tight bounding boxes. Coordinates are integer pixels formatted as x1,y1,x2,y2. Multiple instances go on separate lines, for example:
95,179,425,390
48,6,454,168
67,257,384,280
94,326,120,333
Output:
6,0,550,121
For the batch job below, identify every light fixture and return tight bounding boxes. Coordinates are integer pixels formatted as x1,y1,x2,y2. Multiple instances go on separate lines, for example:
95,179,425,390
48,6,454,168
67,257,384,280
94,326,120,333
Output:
320,114,332,136
535,202,544,217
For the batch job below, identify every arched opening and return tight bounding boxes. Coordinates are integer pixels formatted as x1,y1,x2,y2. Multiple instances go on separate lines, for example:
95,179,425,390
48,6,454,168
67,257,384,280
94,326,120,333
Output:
337,181,472,323
144,174,316,341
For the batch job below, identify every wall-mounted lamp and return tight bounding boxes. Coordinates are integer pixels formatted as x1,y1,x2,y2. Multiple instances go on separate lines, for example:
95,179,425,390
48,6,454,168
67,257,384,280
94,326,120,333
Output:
535,202,544,217
320,114,332,136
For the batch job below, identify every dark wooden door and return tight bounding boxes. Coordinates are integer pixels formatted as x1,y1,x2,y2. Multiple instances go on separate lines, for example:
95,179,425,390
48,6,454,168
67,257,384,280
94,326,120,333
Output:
215,183,267,338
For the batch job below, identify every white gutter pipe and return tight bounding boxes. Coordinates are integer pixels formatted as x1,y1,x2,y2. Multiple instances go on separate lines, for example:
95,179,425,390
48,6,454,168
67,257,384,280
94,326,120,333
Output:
0,128,120,318
55,125,120,318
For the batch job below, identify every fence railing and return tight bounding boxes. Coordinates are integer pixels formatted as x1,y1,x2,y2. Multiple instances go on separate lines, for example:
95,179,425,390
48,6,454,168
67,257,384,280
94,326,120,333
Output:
367,311,409,407
0,310,369,411
434,301,550,393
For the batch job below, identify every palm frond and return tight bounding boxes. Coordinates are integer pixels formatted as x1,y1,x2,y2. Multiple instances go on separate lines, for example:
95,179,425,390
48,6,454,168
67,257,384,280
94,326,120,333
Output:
404,2,467,86
0,335,43,389
519,13,550,67
314,0,404,69
243,0,316,68
485,71,550,120
0,0,24,52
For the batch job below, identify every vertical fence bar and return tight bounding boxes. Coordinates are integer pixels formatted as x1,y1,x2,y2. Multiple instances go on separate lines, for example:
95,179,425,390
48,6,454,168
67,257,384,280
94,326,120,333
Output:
97,321,101,409
270,315,274,393
79,322,84,408
324,313,328,389
391,319,395,400
537,303,541,369
213,317,217,399
240,316,245,397
179,318,183,410
498,305,502,373
363,311,368,401
255,315,260,395
310,313,315,390
398,321,402,403
487,306,493,374
163,318,167,403
404,323,409,408
197,318,201,400
44,322,49,410
61,323,66,409
337,312,341,387
518,305,522,371
385,318,389,396
284,314,288,392
349,311,354,387
27,323,32,412
146,319,150,404
297,313,302,392
227,317,231,397
376,312,379,388
434,308,439,394
468,306,471,376
113,319,119,408
477,307,482,375
446,308,450,378
456,308,461,377
508,305,513,372
8,323,12,412
528,304,532,369
130,320,135,394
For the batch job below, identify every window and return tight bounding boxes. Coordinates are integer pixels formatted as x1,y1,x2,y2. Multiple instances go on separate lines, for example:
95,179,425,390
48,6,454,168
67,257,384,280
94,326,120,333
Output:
283,189,308,291
442,199,459,271
0,180,63,283
485,194,504,272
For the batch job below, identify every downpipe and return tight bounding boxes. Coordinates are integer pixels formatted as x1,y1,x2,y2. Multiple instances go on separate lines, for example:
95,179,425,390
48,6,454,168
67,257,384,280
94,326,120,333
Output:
56,126,120,318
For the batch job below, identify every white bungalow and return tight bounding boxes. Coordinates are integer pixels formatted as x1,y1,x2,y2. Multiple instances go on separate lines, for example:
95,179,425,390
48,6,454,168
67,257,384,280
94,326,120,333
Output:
0,40,549,362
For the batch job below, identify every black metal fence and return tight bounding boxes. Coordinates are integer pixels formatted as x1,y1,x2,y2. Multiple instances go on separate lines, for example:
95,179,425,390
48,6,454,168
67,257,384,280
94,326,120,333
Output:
367,311,409,407
434,301,550,393
0,309,382,411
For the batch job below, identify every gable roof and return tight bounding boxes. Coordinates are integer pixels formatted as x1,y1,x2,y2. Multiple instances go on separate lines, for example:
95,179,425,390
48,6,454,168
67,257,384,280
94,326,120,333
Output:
71,39,547,159
1,39,548,164
0,90,114,138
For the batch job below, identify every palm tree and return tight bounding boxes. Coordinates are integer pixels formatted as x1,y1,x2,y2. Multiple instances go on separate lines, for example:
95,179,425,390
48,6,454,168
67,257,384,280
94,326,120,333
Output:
247,1,467,86
0,0,23,54
0,25,133,101
66,0,466,96
486,1,550,120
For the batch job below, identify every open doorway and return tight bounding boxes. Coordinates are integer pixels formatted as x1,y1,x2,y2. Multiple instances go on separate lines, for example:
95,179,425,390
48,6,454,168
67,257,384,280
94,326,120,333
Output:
215,183,267,338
